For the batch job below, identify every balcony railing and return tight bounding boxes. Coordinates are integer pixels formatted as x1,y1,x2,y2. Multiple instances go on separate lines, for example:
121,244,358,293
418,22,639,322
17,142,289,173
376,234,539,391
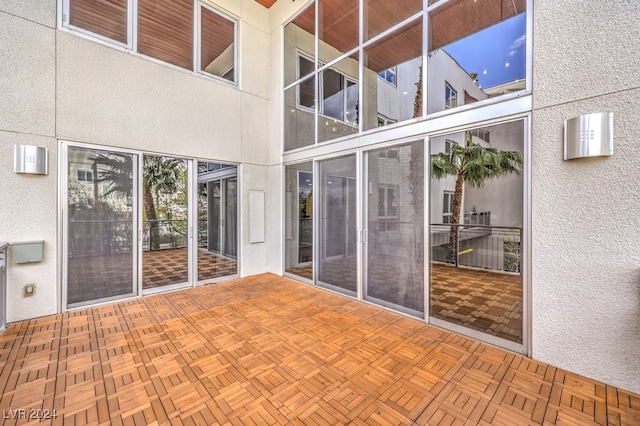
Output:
143,219,187,251
69,219,189,256
431,224,522,273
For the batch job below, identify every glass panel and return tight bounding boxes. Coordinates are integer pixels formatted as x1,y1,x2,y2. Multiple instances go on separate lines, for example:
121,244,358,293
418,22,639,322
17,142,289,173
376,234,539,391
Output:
285,163,313,280
318,55,359,143
365,141,424,315
142,155,189,289
318,155,357,295
363,18,423,131
428,0,527,113
319,0,358,64
200,6,236,82
67,147,136,307
68,0,128,44
364,0,422,41
224,177,237,258
138,0,194,70
209,180,221,253
429,121,524,344
284,77,316,151
284,2,316,86
197,162,238,281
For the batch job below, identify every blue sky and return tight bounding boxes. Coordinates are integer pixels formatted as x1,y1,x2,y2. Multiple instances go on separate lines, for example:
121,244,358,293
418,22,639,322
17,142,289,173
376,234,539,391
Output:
444,13,526,89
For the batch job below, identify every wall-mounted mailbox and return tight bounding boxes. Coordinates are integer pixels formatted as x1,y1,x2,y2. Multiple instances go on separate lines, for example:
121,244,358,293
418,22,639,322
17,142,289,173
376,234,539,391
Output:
12,241,44,264
14,145,48,175
564,112,613,160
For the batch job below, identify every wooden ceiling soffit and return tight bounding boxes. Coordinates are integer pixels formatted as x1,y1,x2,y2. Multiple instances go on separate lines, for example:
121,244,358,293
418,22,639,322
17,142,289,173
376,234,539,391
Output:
255,0,278,8
364,19,422,73
430,0,526,50
288,0,526,72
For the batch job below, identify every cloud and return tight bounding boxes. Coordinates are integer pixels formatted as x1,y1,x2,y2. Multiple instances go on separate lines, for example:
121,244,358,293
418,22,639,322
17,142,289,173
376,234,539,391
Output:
509,34,526,56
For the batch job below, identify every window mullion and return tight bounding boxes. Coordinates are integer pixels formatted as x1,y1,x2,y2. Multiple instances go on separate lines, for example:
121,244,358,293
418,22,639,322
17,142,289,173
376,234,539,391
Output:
194,1,200,73
129,0,136,51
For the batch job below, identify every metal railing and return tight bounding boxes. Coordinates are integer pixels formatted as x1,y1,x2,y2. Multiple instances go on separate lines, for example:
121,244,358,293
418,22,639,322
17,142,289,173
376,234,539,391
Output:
69,219,189,257
69,220,134,257
430,224,522,273
143,219,188,251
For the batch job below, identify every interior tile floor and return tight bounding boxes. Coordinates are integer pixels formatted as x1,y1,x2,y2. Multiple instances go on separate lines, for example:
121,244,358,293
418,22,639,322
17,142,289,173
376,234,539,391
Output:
1,274,638,425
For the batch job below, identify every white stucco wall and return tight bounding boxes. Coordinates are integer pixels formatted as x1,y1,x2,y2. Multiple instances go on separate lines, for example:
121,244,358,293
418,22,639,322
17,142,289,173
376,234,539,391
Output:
0,4,57,322
532,1,640,393
0,0,273,322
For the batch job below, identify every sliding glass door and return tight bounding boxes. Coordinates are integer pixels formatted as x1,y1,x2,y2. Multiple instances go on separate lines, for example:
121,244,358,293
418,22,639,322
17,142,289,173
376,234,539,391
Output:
364,142,424,316
318,155,357,295
65,146,138,308
284,163,313,281
142,154,189,291
64,145,240,308
429,121,525,351
196,162,238,281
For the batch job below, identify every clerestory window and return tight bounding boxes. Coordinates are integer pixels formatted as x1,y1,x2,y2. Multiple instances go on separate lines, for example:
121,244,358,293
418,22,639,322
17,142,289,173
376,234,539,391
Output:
62,0,237,83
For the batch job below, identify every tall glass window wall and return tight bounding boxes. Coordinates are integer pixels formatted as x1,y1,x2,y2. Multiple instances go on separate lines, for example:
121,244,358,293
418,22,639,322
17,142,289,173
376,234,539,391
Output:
283,0,528,151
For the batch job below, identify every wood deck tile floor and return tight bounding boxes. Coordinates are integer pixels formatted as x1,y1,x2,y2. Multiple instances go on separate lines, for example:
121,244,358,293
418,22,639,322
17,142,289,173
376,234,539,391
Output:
1,274,639,425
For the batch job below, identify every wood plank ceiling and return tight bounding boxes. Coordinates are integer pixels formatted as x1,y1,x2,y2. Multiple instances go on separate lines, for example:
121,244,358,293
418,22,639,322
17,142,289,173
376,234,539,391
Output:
285,0,526,72
255,0,278,8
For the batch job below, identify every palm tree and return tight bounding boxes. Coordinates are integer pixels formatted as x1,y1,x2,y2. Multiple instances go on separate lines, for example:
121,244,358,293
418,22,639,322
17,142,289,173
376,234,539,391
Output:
431,131,522,263
92,154,184,250
142,156,183,250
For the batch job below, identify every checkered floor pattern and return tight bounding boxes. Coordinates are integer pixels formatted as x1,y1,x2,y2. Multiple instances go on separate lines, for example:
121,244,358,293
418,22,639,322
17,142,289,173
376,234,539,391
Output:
286,261,522,343
0,274,637,425
143,248,237,289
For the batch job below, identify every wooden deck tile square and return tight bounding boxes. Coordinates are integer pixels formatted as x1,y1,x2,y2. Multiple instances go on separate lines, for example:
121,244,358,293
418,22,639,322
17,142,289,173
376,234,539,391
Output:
0,273,638,425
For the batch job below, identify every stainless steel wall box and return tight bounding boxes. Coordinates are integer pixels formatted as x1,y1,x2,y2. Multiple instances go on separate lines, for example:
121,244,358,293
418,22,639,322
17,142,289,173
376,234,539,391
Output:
564,112,613,160
14,145,48,174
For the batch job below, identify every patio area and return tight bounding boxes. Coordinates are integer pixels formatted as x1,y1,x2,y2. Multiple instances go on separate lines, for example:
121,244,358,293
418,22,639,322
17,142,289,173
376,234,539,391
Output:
0,274,638,425
143,248,237,289
285,262,522,342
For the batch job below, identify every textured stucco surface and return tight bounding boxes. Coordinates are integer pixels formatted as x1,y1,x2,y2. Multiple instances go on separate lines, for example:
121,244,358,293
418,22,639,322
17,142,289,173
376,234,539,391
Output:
532,89,640,393
55,32,244,161
0,132,58,322
1,0,55,28
0,12,55,137
533,1,640,109
532,0,640,393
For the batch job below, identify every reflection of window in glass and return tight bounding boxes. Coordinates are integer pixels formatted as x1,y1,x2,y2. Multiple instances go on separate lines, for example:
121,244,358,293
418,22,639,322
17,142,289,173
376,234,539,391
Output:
321,69,358,125
298,54,315,80
377,115,397,127
443,191,454,223
378,148,399,159
363,17,423,131
77,170,93,182
428,0,526,113
378,185,399,231
445,82,457,109
200,5,236,82
471,128,490,143
378,67,397,86
445,139,457,153
298,77,315,109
